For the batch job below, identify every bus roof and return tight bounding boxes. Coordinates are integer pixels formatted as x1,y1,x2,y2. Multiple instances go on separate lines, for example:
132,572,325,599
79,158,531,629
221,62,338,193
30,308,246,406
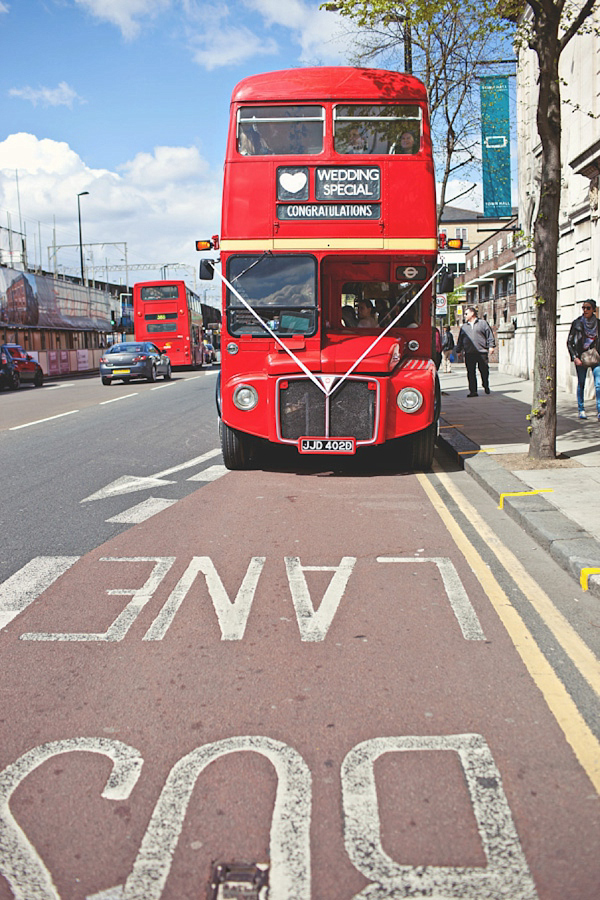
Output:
231,67,428,104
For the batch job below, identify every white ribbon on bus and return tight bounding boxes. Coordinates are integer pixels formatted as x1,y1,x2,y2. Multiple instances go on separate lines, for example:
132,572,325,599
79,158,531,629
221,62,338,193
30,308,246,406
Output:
211,260,447,397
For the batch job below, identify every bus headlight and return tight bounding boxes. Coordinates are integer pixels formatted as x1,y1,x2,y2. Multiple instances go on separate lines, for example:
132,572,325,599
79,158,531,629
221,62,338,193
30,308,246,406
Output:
233,384,259,411
397,387,423,413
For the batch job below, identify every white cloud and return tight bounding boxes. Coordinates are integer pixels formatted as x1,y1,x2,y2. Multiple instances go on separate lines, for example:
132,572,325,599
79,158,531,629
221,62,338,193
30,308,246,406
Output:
74,0,171,40
182,0,349,70
0,134,221,281
243,0,349,63
188,23,278,70
8,82,83,108
0,3,10,14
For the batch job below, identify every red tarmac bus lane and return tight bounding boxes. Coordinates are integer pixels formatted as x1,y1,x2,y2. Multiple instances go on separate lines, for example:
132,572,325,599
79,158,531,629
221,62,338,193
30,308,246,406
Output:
0,468,598,900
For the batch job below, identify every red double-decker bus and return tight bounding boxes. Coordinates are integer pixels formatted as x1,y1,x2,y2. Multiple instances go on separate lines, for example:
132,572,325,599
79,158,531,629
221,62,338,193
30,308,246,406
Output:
200,67,445,470
133,280,204,368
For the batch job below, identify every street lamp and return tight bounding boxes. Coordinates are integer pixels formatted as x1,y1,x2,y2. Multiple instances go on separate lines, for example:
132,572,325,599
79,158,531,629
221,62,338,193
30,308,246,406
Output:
77,191,89,285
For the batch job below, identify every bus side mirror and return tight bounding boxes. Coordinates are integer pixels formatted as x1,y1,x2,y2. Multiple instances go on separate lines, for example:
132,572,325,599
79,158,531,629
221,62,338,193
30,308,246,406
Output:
199,259,215,281
438,271,454,293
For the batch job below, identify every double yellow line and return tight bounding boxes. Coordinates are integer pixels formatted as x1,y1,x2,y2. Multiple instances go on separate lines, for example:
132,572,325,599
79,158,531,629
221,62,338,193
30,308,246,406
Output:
418,466,600,793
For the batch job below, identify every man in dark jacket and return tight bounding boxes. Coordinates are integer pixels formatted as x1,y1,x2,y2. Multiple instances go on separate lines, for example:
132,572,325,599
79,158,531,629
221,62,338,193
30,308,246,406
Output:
456,306,496,396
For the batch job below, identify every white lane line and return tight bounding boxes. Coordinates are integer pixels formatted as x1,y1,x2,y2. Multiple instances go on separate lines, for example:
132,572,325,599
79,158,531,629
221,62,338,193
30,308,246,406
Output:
187,464,229,482
0,557,79,631
100,393,139,405
151,382,177,390
9,409,80,431
106,497,178,524
44,382,76,390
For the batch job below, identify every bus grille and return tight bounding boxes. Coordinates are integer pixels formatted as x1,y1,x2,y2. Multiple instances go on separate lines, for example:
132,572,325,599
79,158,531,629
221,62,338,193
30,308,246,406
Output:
279,379,376,441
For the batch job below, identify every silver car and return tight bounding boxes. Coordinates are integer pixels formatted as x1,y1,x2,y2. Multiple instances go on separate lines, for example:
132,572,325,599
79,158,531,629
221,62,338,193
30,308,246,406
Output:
99,341,172,385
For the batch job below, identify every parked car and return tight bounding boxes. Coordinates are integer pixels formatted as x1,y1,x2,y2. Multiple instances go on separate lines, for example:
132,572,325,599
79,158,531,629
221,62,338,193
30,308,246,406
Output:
99,341,172,385
0,348,20,391
0,344,43,387
203,341,217,365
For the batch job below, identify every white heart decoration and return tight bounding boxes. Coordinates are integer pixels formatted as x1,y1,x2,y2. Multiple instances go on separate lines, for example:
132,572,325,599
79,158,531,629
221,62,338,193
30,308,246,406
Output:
280,172,307,194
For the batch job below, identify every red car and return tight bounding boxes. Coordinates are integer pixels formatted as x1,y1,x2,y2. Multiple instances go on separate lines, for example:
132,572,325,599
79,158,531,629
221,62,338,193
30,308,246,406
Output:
1,344,44,388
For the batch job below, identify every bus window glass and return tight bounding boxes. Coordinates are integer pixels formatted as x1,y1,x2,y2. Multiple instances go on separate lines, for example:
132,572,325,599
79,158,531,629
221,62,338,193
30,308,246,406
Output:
238,106,324,156
334,105,421,155
227,255,317,336
339,281,422,328
140,285,180,300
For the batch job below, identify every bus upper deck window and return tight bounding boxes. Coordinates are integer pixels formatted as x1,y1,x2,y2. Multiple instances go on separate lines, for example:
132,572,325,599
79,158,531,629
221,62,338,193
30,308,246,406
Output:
237,106,325,156
334,105,422,155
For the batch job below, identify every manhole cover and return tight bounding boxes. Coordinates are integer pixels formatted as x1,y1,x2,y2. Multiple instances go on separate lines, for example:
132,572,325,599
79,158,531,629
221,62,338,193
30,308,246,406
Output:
208,862,269,899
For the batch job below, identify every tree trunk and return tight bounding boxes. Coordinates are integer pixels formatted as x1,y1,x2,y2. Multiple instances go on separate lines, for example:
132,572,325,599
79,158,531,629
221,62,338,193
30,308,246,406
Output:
528,7,562,460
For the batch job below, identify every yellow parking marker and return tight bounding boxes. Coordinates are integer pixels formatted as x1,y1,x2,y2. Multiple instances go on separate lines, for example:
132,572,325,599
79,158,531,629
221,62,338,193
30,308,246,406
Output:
580,568,600,591
498,489,553,510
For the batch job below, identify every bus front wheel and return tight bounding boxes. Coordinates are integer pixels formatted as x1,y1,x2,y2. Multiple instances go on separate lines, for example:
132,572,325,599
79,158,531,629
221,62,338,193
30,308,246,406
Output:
409,422,436,471
220,421,254,470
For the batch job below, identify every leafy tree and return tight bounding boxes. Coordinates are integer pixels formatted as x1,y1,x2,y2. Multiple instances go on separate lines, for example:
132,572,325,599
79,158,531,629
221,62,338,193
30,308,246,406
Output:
327,0,599,459
324,2,514,220
512,0,598,459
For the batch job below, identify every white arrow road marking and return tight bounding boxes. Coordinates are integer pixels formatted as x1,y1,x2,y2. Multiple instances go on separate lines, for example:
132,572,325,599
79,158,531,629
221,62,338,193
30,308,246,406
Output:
81,448,222,503
106,497,178,524
81,475,176,502
0,557,79,632
187,464,228,482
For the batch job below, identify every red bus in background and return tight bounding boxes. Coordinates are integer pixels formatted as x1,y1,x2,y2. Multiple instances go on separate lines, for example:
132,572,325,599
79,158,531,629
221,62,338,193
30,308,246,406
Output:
200,67,445,470
133,280,204,368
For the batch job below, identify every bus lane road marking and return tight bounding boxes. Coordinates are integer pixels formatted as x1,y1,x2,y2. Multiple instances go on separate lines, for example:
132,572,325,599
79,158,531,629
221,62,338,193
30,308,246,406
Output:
3,553,481,645
417,469,600,794
0,733,537,900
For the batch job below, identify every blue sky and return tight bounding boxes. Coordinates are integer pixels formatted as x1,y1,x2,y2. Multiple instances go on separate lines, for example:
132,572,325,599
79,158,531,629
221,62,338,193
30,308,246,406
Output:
0,0,489,292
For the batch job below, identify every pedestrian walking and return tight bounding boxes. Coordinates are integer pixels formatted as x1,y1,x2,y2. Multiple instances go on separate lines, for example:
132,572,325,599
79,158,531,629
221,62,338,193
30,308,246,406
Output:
456,306,495,396
567,299,600,420
441,325,454,372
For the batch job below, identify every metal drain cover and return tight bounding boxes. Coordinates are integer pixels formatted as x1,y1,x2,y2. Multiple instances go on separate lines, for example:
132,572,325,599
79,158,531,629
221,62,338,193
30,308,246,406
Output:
208,862,269,899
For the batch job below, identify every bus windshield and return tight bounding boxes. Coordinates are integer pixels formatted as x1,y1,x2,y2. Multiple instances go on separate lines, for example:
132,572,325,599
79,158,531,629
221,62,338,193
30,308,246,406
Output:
227,255,317,336
340,281,423,329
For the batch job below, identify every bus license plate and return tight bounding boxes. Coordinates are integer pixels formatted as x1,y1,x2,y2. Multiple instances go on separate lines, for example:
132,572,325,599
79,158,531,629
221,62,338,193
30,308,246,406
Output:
299,437,356,454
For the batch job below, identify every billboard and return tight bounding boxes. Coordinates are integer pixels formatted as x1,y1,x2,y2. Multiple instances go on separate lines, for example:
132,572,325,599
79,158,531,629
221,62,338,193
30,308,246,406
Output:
0,267,112,330
480,76,512,217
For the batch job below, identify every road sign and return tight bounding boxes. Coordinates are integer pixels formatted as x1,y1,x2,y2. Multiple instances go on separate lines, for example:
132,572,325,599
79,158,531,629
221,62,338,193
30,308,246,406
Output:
436,294,448,316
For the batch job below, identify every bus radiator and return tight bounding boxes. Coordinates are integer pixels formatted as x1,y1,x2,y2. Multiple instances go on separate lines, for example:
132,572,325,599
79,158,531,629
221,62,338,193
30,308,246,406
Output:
279,379,376,441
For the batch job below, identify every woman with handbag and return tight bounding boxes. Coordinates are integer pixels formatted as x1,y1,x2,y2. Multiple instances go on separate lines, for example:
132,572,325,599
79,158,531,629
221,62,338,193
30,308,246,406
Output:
567,299,600,419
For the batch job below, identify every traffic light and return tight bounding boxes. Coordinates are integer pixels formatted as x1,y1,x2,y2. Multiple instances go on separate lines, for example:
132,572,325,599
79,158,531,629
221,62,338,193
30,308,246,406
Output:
110,310,117,326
